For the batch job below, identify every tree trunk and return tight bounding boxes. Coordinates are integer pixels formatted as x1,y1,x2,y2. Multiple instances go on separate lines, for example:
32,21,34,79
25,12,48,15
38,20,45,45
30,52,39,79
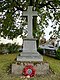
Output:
36,38,39,48
33,17,39,48
33,16,37,38
30,0,33,6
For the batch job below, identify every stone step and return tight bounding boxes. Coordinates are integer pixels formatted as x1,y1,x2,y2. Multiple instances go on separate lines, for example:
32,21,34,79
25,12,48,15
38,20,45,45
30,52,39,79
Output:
17,56,43,62
20,52,40,56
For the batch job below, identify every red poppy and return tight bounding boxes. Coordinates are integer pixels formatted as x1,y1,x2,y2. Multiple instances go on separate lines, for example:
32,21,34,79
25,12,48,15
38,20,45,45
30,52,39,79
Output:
23,65,36,77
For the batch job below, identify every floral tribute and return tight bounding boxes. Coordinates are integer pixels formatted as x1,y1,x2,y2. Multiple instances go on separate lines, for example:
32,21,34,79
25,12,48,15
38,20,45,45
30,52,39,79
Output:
23,65,36,77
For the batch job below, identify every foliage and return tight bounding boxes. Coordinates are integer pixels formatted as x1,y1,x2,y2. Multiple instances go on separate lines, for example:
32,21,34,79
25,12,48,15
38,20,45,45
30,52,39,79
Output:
37,48,43,54
0,0,60,39
56,47,60,59
0,43,8,54
40,37,46,44
6,43,20,53
0,43,20,54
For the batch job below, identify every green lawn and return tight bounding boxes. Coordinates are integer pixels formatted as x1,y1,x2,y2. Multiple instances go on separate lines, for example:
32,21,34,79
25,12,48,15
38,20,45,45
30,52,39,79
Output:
0,53,60,80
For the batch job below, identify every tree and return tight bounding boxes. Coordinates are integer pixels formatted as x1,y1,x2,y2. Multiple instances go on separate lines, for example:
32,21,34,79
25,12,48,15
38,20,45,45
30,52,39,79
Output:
40,37,46,45
0,0,60,40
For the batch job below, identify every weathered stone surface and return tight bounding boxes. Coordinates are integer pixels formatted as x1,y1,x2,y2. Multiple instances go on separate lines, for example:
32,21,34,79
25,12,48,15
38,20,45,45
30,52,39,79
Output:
20,52,40,56
17,38,43,62
23,6,37,38
23,38,37,52
12,62,49,75
17,56,43,62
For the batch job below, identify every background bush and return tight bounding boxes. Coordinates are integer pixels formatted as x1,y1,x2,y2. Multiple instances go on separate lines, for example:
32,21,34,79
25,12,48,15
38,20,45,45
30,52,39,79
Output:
0,43,21,54
56,47,60,59
7,43,20,53
37,48,43,54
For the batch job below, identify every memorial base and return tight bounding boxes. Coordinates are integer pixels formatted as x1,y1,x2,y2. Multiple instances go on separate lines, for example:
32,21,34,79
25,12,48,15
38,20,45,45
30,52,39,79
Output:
12,61,49,76
17,38,43,62
12,38,46,76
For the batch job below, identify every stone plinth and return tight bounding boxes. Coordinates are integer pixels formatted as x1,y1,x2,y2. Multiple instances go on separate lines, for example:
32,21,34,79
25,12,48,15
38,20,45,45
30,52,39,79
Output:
20,52,40,56
23,38,37,52
17,38,43,62
17,56,43,62
12,62,49,75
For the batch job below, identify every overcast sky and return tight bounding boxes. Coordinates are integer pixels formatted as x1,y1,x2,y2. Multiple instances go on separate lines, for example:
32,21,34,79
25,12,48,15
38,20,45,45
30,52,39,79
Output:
44,20,53,40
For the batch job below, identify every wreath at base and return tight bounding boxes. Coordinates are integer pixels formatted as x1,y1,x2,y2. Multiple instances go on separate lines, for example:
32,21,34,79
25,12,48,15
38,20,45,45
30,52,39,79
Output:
23,65,36,77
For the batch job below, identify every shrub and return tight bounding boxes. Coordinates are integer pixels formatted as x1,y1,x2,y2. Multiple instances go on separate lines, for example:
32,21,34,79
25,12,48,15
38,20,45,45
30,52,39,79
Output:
56,48,60,59
0,43,21,54
6,43,20,53
0,43,8,54
37,48,43,54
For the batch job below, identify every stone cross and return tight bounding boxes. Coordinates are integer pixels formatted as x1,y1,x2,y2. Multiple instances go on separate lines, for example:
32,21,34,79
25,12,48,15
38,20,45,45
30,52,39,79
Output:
23,6,37,38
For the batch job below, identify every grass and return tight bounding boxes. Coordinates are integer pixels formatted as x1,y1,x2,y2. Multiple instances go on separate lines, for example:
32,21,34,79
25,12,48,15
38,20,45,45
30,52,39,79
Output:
0,53,60,80
44,56,60,74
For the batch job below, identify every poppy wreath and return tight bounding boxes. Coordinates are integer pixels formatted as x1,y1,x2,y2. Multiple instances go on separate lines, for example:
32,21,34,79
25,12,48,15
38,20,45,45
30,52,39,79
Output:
23,65,36,77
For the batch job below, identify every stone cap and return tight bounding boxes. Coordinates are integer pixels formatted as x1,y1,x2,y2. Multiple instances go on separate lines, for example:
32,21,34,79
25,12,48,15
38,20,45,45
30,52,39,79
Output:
23,38,37,41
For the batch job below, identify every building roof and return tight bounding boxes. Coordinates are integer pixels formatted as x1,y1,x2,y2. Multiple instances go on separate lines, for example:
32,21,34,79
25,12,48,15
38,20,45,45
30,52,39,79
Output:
39,44,57,50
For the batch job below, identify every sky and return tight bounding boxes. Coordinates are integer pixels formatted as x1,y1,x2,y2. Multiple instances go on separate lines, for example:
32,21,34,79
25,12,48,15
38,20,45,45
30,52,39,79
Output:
44,20,53,40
